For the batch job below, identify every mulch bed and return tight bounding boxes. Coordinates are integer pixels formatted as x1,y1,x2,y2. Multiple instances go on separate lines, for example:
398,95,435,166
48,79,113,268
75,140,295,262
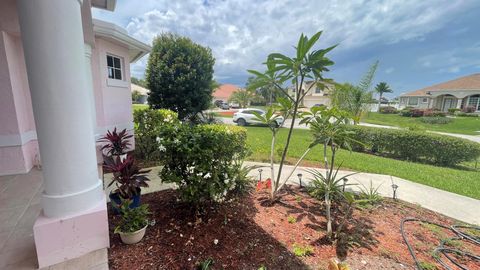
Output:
108,187,479,270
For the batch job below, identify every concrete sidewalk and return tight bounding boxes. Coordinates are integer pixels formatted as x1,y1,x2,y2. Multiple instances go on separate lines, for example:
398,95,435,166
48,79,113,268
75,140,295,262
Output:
245,161,480,225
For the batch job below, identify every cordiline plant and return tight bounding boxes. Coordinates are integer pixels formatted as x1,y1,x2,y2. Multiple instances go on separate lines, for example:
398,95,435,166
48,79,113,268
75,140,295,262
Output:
248,31,336,200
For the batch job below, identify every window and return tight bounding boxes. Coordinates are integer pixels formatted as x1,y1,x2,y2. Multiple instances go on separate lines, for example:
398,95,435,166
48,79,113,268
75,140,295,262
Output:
408,97,418,106
400,97,408,104
107,55,123,80
422,97,428,103
467,95,480,111
314,87,322,94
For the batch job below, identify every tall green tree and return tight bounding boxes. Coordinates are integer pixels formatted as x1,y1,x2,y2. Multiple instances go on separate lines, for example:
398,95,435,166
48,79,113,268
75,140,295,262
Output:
331,61,378,123
146,33,215,119
248,31,336,200
246,76,277,105
375,81,393,110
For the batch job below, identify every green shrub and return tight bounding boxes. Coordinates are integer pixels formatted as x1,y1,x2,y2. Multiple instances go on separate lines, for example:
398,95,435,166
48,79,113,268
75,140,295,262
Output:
347,125,480,166
423,109,446,117
292,244,314,257
448,108,460,115
419,117,453,124
158,124,250,205
399,107,424,117
378,106,397,114
133,108,180,163
455,111,479,117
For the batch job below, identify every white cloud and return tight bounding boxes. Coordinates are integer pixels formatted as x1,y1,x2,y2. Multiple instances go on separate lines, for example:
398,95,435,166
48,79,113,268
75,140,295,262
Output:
417,43,480,74
385,67,395,74
93,0,478,82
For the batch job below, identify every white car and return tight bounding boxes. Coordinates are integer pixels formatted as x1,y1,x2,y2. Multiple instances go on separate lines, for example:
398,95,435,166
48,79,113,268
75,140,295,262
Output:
233,108,284,127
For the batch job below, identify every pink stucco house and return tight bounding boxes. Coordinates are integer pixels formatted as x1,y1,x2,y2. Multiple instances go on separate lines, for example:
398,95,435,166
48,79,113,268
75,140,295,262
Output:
0,0,150,268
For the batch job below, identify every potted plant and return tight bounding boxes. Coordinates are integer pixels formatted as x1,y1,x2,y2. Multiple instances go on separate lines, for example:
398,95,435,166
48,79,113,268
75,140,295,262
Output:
98,128,133,161
104,154,151,210
115,200,150,244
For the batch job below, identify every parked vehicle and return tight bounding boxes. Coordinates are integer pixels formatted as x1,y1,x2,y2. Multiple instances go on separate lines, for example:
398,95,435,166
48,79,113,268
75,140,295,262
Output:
219,103,230,110
233,108,284,127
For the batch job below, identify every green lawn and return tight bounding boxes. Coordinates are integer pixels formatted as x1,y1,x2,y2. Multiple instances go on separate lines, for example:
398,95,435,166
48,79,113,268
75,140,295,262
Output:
245,126,480,199
361,112,480,135
133,104,149,111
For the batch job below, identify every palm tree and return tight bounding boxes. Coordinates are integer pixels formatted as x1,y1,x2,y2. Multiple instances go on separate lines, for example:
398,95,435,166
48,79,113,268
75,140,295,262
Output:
229,89,254,108
375,82,392,111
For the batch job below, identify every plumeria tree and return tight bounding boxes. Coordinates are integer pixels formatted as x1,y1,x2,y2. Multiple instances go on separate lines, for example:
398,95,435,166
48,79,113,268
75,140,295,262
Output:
248,31,336,200
301,107,358,238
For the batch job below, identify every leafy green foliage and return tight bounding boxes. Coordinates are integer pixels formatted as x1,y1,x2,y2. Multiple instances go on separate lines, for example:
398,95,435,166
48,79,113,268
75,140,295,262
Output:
307,168,354,203
287,216,297,223
247,31,336,199
131,76,148,88
357,181,383,207
158,123,250,205
378,106,397,114
133,109,180,163
114,200,150,233
292,244,314,257
331,61,378,123
146,33,215,119
229,89,255,108
196,258,214,270
347,125,480,166
419,117,453,124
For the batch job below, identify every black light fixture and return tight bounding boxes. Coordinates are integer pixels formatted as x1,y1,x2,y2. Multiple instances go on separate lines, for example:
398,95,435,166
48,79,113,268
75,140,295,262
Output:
343,178,348,192
391,184,399,200
258,168,263,181
297,173,303,188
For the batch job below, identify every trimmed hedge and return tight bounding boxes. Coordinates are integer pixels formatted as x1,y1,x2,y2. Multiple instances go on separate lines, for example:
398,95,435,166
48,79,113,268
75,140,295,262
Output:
419,117,453,125
347,125,480,166
379,106,398,114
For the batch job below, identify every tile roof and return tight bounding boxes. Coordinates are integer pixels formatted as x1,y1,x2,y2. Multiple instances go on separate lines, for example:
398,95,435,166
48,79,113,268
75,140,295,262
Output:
213,84,239,99
402,73,480,96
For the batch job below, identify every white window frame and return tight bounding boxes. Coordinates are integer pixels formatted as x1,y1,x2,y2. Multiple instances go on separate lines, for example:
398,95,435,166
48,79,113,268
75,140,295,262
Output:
106,54,124,81
467,95,480,111
408,97,419,106
421,97,428,103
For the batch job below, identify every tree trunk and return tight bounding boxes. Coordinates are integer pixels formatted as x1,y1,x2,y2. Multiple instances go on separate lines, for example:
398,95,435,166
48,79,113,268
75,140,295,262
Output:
270,133,276,199
325,191,332,238
377,92,382,112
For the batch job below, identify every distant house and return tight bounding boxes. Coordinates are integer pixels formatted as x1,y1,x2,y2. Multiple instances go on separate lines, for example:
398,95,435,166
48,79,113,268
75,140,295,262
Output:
400,73,480,112
131,83,149,104
213,84,239,103
289,81,333,108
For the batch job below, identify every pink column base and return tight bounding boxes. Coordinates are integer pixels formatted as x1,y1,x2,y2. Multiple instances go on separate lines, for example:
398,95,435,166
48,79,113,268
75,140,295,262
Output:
33,195,110,268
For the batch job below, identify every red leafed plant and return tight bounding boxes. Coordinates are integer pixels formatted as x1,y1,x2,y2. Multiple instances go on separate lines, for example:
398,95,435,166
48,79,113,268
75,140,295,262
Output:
98,128,133,156
103,154,151,198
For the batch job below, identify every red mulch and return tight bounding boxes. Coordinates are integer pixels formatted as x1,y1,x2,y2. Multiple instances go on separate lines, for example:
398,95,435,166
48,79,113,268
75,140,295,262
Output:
108,187,480,270
217,111,234,117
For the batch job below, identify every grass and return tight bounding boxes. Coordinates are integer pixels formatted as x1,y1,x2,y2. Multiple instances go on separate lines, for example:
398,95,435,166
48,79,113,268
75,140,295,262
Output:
361,112,480,135
132,104,149,111
245,127,480,199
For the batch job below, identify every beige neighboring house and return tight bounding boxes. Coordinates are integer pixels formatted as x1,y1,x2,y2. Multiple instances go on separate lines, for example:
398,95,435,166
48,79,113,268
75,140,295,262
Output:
399,73,480,112
131,83,150,104
289,81,333,108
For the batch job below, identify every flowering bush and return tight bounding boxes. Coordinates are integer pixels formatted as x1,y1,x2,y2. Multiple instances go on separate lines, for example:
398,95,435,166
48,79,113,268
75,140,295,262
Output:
133,109,180,163
157,124,250,205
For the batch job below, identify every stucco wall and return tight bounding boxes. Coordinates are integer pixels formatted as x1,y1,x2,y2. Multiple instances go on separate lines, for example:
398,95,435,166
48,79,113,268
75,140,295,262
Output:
92,38,134,136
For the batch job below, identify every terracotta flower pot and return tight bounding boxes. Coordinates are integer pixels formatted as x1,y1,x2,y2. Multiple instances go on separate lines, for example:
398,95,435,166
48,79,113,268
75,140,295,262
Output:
118,224,147,245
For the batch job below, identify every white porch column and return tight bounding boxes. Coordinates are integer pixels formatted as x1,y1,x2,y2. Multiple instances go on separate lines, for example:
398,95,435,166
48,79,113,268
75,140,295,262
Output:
85,43,97,132
17,0,108,268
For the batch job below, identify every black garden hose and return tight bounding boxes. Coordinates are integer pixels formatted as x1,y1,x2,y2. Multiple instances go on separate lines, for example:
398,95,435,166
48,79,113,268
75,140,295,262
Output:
401,218,480,270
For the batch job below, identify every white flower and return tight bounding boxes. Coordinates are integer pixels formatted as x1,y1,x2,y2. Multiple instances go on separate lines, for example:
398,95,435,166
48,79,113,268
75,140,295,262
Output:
173,138,180,144
224,178,230,184
213,239,219,245
156,137,162,143
158,144,166,152
203,173,211,179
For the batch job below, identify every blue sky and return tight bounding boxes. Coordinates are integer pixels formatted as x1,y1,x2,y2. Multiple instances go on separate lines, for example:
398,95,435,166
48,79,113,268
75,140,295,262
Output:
93,0,480,98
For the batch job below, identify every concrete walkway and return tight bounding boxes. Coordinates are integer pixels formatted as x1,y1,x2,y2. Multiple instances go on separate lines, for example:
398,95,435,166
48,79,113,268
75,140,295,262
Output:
244,161,480,225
